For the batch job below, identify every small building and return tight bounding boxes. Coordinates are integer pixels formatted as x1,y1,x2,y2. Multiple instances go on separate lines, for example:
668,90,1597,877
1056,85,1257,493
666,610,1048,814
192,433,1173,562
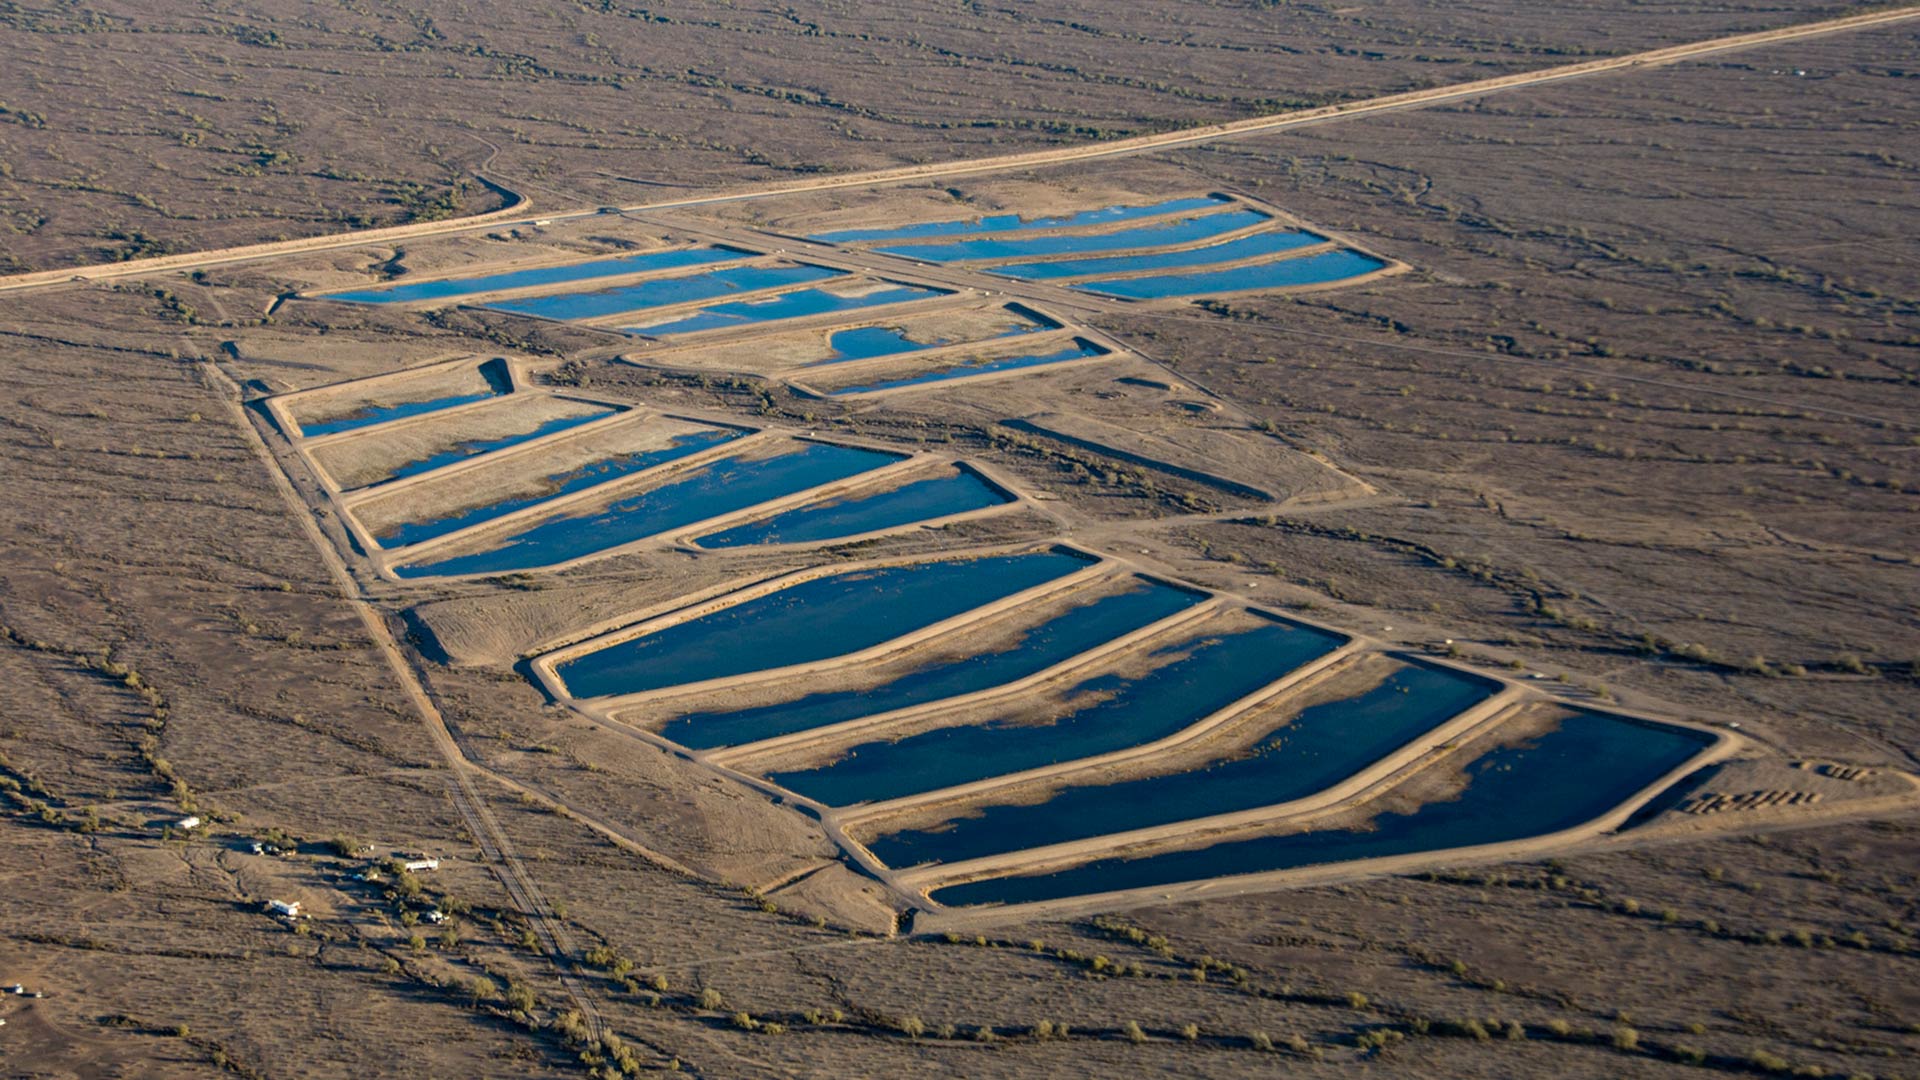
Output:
402,857,440,872
424,910,448,924
174,816,202,831
266,900,302,919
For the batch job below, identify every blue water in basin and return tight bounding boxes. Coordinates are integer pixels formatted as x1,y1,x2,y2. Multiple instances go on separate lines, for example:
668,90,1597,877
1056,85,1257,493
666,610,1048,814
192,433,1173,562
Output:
630,285,948,336
865,664,1495,868
485,264,844,322
765,616,1345,807
1075,249,1387,299
380,409,613,486
803,307,1051,367
327,247,749,305
826,339,1107,396
930,711,1712,907
377,428,743,548
697,466,1011,549
555,549,1095,699
990,229,1323,281
876,209,1269,263
299,360,513,438
810,196,1231,244
656,575,1205,750
394,441,902,579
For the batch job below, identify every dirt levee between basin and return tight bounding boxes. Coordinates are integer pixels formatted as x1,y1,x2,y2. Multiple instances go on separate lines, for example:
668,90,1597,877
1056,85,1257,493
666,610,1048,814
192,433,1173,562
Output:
1008,411,1372,505
638,302,1049,374
349,415,740,544
308,394,613,490
283,357,504,432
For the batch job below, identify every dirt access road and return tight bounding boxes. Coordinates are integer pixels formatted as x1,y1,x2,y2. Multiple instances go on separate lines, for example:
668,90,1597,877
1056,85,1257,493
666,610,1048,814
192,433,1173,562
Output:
0,4,1912,296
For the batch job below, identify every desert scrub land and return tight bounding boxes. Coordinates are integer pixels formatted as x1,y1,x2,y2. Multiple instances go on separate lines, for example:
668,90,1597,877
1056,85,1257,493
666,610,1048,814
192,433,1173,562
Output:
2,4,1918,1080
0,0,1874,271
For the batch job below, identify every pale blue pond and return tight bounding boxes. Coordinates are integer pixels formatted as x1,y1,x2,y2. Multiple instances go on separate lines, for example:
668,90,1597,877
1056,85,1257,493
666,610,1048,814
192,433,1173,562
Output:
392,441,902,578
327,247,749,305
865,664,1495,868
377,428,743,548
810,196,1231,244
656,576,1206,750
629,284,948,336
930,711,1712,907
300,360,512,437
766,616,1346,807
875,209,1269,263
989,229,1323,281
696,466,1011,549
485,264,844,321
1075,249,1387,299
802,306,1052,367
826,339,1106,396
555,550,1096,699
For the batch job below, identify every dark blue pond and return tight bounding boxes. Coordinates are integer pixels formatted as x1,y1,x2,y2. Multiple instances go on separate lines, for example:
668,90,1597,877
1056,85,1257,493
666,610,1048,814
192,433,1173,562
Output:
299,361,514,438
656,575,1205,750
865,664,1494,868
810,196,1231,244
875,210,1269,263
930,711,1713,907
826,340,1106,396
377,428,743,548
1075,249,1387,299
556,550,1095,699
766,617,1346,807
697,466,1011,549
327,247,749,305
989,229,1323,281
394,441,900,578
630,284,947,336
380,409,613,486
485,264,844,321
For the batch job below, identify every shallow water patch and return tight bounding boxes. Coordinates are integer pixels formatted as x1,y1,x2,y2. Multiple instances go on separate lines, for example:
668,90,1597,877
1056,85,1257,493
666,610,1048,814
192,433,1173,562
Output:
375,427,742,548
1075,249,1387,299
989,229,1323,281
554,549,1096,699
877,209,1269,263
626,283,948,336
485,263,844,322
326,247,750,305
655,575,1205,749
763,614,1345,807
810,196,1231,244
392,441,902,578
863,663,1493,868
929,710,1712,907
819,338,1108,397
695,465,1011,549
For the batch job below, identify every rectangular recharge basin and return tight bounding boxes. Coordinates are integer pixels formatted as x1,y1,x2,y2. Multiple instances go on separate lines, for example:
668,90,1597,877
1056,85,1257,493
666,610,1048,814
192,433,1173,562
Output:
554,550,1096,699
864,663,1494,868
655,575,1207,749
764,615,1345,807
1075,249,1386,299
375,428,743,548
929,711,1713,907
695,466,1010,549
485,263,844,322
877,209,1270,264
810,196,1231,244
325,247,748,305
989,229,1324,281
392,441,899,577
824,339,1107,396
629,284,948,336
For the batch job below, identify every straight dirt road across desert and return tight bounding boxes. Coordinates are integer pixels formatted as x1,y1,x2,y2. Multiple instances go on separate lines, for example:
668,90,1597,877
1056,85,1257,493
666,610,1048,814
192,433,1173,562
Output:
0,4,1913,296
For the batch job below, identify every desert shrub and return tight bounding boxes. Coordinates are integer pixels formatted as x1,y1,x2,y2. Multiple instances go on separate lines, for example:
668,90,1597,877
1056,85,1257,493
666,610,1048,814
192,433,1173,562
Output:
696,987,723,1010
